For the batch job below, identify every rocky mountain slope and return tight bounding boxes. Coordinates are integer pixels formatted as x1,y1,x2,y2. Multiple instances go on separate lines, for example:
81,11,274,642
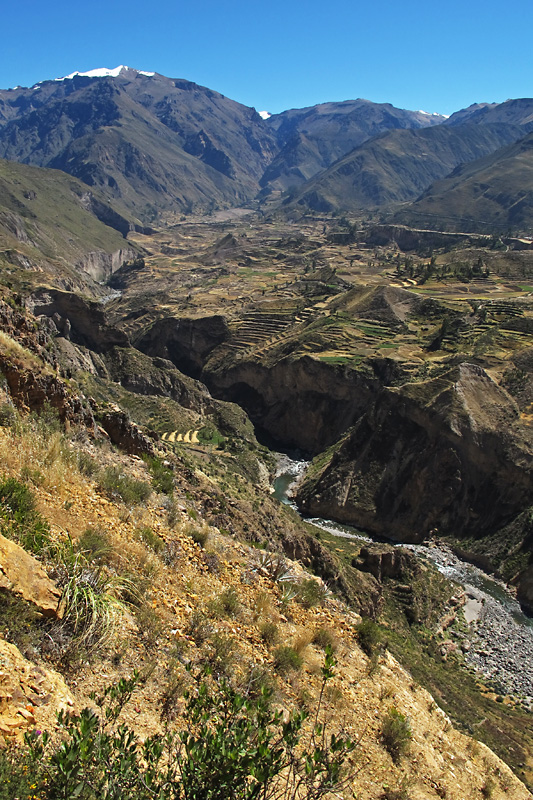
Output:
393,130,533,234
296,363,533,543
0,158,139,291
3,67,533,231
280,123,529,214
0,68,277,221
260,99,444,194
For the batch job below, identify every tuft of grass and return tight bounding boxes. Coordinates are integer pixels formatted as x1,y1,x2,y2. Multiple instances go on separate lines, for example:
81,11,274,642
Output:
295,578,328,609
134,603,164,651
134,526,165,554
187,610,213,645
381,707,412,763
76,451,99,477
312,626,337,652
208,587,241,618
259,621,279,646
273,645,303,674
162,538,182,567
202,632,236,677
97,466,151,506
58,556,135,653
186,524,209,548
76,528,114,565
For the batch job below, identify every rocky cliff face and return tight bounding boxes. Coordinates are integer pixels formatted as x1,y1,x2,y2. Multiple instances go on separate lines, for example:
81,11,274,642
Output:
204,355,385,453
135,315,230,379
296,363,533,542
28,289,129,352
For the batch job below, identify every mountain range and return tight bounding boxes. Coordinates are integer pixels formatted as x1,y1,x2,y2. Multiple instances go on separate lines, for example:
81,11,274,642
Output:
1,66,533,232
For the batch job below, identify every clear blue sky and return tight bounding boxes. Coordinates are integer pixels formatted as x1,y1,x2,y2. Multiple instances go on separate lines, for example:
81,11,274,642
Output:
2,0,532,116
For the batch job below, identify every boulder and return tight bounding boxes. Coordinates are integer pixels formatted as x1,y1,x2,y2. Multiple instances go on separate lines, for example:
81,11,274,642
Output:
356,544,411,582
0,639,74,742
0,533,62,618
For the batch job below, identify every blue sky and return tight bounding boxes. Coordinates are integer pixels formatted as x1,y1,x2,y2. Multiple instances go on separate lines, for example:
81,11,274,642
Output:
2,0,532,116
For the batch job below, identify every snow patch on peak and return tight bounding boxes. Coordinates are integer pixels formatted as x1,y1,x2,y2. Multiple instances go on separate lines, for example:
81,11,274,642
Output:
418,109,448,118
258,110,271,120
54,66,155,82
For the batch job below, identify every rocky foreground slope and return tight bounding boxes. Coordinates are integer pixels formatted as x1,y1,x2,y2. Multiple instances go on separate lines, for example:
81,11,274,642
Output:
0,287,530,796
0,389,530,799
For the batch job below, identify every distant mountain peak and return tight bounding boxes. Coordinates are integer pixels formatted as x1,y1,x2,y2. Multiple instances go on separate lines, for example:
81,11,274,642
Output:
53,66,155,82
258,111,271,120
418,109,449,119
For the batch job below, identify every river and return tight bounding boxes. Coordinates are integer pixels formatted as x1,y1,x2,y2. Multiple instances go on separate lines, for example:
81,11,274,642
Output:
273,455,533,703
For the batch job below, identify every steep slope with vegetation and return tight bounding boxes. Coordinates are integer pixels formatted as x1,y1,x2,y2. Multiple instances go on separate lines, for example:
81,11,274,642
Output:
0,306,531,799
0,158,140,291
280,123,527,214
393,131,533,234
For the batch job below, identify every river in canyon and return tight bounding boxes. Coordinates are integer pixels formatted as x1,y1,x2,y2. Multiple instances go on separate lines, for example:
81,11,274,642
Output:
273,455,533,703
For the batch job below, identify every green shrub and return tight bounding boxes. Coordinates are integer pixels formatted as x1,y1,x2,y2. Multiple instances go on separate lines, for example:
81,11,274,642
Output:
0,475,36,518
273,645,303,674
0,402,16,428
143,455,174,495
15,647,356,800
0,475,51,554
381,707,412,762
76,527,114,564
295,578,328,609
97,466,151,506
356,617,382,657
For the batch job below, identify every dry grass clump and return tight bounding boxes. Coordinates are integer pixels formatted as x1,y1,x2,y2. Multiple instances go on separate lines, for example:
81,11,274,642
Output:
0,399,82,497
253,589,275,621
312,626,338,652
273,644,303,674
259,620,279,645
208,586,241,618
293,629,314,657
184,522,209,548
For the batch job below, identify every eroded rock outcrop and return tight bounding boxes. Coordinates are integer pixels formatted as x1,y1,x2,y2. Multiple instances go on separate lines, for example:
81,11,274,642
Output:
28,289,129,352
297,363,533,542
0,353,95,427
136,315,229,379
0,533,62,618
98,403,156,456
0,639,74,743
